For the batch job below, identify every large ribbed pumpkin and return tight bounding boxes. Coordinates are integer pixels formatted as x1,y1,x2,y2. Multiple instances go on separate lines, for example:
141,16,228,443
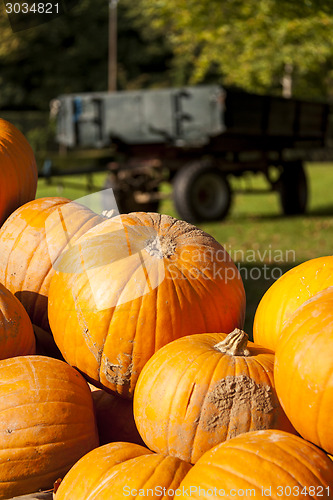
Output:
177,430,333,499
0,355,99,499
48,212,246,398
0,197,102,333
253,255,333,351
0,118,38,226
133,329,295,464
55,441,192,500
274,287,333,456
0,282,36,358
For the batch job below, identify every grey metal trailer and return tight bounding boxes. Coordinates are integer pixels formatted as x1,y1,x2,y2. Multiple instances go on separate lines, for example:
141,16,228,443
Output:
51,85,333,222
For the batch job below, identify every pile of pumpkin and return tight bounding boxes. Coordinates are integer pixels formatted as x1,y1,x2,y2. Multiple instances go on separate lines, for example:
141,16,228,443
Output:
0,118,332,499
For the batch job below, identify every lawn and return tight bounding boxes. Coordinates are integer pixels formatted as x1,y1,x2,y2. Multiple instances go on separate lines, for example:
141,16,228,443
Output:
36,162,333,338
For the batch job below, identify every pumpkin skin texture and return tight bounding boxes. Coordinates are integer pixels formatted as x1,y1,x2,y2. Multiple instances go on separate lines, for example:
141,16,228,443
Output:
253,255,333,351
0,282,36,359
177,430,333,499
0,197,102,333
48,212,246,398
55,441,192,500
274,287,333,456
89,384,145,446
0,118,38,227
133,329,295,464
0,355,99,499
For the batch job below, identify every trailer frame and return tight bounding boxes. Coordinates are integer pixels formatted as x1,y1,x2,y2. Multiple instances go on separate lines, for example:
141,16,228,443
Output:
48,85,333,221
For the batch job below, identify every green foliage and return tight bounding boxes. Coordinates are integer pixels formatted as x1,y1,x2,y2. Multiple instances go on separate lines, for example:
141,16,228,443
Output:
26,121,57,153
139,0,333,99
0,0,173,110
117,0,173,89
1,0,333,110
0,0,106,108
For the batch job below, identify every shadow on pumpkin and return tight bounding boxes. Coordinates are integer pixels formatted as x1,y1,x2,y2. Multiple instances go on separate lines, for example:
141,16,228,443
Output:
14,290,49,331
14,290,63,360
239,262,298,340
33,324,64,361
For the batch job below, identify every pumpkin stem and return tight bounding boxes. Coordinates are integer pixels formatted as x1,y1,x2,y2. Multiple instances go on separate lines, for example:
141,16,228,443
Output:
214,328,250,356
145,235,176,259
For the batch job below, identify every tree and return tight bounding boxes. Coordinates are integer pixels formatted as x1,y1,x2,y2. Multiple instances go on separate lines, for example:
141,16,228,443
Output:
1,0,333,110
0,0,173,110
139,0,333,99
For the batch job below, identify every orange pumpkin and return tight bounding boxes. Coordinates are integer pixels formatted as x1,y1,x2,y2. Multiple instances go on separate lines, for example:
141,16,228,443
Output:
253,255,333,351
274,287,333,455
178,430,333,499
0,282,36,359
0,197,102,334
133,329,295,464
0,355,99,498
48,212,246,398
55,441,192,500
0,118,38,226
89,384,145,446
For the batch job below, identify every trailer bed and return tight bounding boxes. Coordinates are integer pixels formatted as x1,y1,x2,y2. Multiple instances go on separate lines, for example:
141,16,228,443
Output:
51,85,333,221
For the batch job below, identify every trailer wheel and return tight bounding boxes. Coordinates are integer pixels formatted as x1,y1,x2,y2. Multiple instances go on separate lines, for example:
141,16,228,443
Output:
278,162,308,215
173,162,232,223
102,174,159,214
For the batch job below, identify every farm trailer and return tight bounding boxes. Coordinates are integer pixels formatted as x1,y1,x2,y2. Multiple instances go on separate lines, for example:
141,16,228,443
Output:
49,85,333,222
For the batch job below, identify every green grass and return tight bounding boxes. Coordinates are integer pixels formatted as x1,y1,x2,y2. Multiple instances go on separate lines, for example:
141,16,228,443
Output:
36,162,333,338
37,172,109,201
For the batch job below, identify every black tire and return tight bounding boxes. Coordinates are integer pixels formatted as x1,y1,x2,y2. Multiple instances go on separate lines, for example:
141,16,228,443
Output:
278,161,308,215
102,174,159,214
173,162,232,223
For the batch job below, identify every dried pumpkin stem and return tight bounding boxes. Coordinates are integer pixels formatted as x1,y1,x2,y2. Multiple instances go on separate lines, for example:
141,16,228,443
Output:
145,235,176,259
214,328,250,356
